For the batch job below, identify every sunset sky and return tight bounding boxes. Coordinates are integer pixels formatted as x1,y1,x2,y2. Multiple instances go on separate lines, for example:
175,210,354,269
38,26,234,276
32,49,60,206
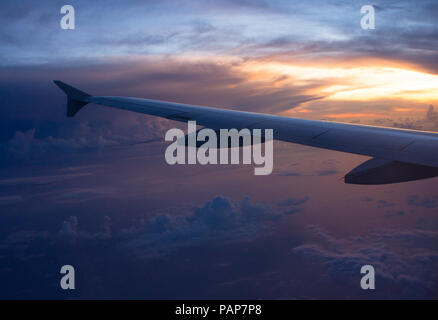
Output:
1,0,438,299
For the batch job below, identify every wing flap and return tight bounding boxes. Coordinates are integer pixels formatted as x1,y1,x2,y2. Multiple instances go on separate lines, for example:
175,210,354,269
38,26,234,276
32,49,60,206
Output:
345,158,438,185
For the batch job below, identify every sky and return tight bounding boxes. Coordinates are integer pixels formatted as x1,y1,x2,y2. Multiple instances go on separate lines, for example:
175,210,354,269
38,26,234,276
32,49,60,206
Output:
0,0,438,299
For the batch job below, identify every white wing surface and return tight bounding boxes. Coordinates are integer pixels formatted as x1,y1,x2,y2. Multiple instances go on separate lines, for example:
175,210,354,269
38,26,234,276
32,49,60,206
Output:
54,80,438,184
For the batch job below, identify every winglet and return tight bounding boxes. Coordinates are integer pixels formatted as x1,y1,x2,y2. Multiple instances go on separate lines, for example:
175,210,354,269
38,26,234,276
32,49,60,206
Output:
53,80,91,117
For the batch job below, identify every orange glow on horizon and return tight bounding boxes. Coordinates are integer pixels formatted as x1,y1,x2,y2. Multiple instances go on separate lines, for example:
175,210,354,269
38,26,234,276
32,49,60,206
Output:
119,55,437,120
239,59,438,102
322,113,378,119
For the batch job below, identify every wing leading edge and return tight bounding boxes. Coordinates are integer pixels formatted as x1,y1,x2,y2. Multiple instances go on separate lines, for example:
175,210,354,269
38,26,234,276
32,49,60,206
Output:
54,80,438,184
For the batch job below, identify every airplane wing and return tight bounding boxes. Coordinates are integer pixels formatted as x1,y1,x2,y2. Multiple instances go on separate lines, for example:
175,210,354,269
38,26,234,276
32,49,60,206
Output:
53,80,438,185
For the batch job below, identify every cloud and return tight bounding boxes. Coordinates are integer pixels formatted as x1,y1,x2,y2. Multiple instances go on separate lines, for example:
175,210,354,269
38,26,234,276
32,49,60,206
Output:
276,171,302,177
54,188,115,203
102,215,112,239
3,230,51,246
0,195,23,205
0,54,339,167
383,210,406,219
0,172,91,186
1,194,308,258
58,215,113,245
407,195,438,209
277,196,308,207
118,195,303,258
314,169,339,177
1,119,166,163
376,200,396,208
373,104,438,132
58,216,79,244
293,225,438,298
1,0,438,81
276,159,340,178
301,102,438,133
426,105,438,124
2,53,437,168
